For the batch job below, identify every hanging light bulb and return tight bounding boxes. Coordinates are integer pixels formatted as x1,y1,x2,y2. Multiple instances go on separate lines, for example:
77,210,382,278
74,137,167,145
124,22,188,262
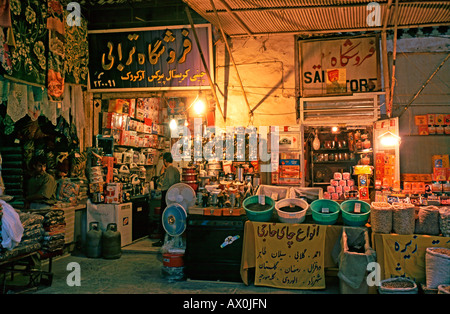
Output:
193,98,205,115
169,118,177,130
378,130,401,147
313,129,321,150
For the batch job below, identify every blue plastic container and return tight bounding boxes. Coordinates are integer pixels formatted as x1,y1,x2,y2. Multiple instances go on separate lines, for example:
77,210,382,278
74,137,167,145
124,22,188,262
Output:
243,195,275,222
310,199,341,225
341,200,371,226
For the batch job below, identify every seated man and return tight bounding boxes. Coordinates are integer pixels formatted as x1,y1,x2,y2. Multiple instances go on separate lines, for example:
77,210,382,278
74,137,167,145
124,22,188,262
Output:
26,155,57,210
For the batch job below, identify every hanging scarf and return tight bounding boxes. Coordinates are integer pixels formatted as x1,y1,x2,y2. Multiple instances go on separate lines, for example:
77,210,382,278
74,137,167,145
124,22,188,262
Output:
47,0,65,102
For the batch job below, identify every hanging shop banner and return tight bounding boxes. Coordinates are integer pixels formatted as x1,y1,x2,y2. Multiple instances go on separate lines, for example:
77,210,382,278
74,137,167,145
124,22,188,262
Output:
381,234,450,283
253,222,326,289
88,24,212,92
300,35,381,96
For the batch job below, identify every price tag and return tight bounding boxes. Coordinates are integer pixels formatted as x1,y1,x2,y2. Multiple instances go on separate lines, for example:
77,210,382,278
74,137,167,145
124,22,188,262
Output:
322,207,329,213
354,203,361,213
259,194,265,205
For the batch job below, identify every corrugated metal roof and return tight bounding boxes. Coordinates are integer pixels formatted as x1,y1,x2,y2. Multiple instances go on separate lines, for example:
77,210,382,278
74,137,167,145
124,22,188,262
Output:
182,0,450,37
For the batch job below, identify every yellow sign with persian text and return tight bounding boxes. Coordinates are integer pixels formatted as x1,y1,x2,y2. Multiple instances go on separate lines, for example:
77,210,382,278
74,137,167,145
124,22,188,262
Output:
253,222,327,289
382,234,450,283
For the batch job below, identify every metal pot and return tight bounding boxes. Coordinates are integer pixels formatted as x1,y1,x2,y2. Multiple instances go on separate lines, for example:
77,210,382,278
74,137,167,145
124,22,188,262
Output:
207,162,222,170
182,173,198,181
182,167,197,174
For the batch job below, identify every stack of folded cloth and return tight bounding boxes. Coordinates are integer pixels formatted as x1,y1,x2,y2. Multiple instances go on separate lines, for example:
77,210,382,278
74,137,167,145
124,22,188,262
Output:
41,210,66,253
0,208,44,262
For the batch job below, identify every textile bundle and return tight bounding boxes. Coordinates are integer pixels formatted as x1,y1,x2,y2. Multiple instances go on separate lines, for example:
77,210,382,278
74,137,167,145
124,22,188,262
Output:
0,201,43,262
41,210,65,253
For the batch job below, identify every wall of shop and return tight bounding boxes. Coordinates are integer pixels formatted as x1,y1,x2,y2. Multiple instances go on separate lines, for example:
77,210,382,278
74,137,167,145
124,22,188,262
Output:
389,36,450,174
213,34,297,128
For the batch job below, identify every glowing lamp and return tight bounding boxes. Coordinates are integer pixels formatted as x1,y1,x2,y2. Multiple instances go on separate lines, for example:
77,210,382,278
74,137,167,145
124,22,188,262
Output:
169,118,177,130
378,131,401,147
193,98,205,115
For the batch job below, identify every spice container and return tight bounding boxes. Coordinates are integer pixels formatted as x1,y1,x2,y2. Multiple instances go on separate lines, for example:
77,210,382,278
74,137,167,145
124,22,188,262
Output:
379,278,418,294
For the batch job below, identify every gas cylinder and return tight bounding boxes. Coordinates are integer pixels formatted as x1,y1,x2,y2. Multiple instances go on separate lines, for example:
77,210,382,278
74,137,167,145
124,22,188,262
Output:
102,223,122,259
86,222,102,258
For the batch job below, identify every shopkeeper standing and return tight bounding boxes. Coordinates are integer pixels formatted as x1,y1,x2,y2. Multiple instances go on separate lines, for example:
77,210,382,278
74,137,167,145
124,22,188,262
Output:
25,155,57,209
153,152,180,247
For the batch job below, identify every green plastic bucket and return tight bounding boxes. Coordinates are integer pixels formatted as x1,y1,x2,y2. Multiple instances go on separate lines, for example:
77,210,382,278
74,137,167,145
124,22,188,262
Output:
341,200,371,226
310,199,341,225
243,195,275,222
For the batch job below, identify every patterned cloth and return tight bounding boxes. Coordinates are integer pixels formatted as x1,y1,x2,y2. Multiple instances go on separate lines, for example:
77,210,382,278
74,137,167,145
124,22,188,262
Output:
64,10,88,85
9,0,47,86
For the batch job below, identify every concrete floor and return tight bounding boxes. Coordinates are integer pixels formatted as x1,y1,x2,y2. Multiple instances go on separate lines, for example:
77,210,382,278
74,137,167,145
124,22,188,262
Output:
7,237,340,294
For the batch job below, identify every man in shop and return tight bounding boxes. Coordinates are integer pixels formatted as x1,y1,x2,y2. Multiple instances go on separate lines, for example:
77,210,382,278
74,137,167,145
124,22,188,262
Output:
25,155,57,210
153,152,180,247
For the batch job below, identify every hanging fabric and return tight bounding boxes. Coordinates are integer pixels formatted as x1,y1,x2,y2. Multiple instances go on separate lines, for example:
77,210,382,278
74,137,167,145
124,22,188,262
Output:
0,0,11,28
60,84,71,123
9,0,47,85
46,0,65,102
6,81,27,122
71,84,85,149
38,89,57,125
0,27,12,74
64,10,89,85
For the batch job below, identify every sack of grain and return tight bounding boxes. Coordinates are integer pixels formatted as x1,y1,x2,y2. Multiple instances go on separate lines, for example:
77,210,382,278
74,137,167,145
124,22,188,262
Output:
370,202,393,234
426,247,450,289
392,203,415,235
415,206,440,236
438,207,450,237
378,277,418,294
438,284,450,294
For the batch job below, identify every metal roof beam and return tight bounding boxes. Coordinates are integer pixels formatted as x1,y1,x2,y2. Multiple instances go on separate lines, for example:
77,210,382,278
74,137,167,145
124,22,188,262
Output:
225,22,450,37
214,0,254,36
205,1,449,13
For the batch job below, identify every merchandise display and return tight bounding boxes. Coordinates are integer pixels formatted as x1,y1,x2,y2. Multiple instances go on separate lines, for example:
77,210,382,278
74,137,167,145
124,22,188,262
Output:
0,3,447,295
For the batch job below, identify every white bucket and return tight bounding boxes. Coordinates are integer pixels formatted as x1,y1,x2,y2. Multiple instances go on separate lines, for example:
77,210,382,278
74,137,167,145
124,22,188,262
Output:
275,198,309,224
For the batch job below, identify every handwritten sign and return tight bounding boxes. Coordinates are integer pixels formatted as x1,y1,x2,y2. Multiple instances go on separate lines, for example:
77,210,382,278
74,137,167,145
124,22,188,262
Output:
382,234,450,283
88,25,212,92
253,222,327,289
300,35,381,96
